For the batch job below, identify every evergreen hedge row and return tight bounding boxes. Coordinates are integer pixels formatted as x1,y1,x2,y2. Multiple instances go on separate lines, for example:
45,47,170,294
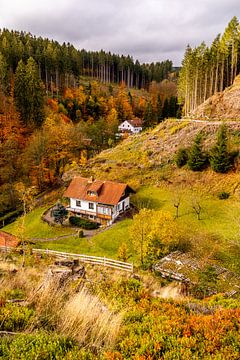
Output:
69,216,99,229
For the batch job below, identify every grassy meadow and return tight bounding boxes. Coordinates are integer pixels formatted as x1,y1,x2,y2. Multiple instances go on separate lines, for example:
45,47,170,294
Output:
3,182,240,268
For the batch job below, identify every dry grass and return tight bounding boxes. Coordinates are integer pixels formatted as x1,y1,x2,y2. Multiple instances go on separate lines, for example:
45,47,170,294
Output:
0,261,42,299
60,288,122,349
26,274,122,350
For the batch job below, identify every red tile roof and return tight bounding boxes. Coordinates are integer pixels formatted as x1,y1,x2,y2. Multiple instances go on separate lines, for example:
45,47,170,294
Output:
0,231,20,248
128,118,143,127
64,177,133,205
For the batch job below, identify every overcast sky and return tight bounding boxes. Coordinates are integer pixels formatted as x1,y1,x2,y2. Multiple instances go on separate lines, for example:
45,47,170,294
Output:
0,0,239,66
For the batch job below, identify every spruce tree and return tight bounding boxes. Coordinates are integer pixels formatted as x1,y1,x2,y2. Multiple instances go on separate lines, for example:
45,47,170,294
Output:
187,132,208,171
169,96,177,117
25,57,45,127
14,57,45,127
162,98,169,119
14,60,28,122
0,53,9,94
210,124,232,173
143,102,155,127
156,94,163,123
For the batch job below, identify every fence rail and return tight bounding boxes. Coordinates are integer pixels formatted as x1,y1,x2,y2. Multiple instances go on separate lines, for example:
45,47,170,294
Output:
0,246,133,272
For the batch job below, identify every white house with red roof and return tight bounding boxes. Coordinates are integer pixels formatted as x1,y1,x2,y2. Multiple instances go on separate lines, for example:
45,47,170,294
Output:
118,118,143,135
64,177,135,225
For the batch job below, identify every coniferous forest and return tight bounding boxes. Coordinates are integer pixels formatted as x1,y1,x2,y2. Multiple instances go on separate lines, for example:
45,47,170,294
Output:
178,16,240,115
0,28,173,92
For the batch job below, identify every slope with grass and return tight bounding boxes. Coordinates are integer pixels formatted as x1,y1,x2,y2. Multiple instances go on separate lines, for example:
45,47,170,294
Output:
3,119,240,270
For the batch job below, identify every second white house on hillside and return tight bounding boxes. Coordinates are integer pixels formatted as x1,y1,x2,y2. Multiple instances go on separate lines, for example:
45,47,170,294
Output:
64,177,135,225
118,118,143,135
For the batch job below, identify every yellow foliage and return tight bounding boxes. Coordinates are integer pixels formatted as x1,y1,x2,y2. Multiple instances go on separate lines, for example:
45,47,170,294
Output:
130,209,179,264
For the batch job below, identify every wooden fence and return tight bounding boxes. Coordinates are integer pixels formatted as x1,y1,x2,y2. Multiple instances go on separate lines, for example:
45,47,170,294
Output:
0,246,133,273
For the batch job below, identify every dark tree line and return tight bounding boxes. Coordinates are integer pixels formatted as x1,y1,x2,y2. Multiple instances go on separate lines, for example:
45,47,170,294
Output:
0,28,173,94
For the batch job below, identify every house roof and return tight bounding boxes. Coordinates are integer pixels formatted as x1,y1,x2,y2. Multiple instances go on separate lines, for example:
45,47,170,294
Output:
64,177,134,205
0,231,20,248
128,118,143,127
119,118,143,129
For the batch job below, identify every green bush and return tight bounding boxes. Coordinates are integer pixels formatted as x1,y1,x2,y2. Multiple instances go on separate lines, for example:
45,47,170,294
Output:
218,191,230,200
78,230,84,238
175,148,189,168
69,216,99,230
0,304,34,331
0,332,80,360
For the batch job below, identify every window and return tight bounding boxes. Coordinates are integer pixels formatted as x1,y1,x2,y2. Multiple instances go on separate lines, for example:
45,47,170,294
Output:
88,191,96,196
89,202,94,210
76,200,81,207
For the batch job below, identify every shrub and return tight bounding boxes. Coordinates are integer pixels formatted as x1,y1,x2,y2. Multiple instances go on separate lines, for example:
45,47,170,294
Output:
218,191,230,200
78,230,84,238
69,216,99,229
175,148,189,168
0,304,34,331
0,332,79,360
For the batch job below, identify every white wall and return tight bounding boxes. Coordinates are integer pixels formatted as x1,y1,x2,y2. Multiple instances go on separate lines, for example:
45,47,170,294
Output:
112,197,130,219
132,127,142,134
70,198,97,213
70,196,130,222
118,121,142,134
118,121,134,132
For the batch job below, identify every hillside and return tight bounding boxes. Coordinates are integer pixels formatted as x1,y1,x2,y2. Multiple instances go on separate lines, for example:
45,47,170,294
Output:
192,75,240,120
66,119,240,192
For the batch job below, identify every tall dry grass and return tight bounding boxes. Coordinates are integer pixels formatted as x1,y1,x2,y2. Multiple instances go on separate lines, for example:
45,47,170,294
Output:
0,262,42,299
59,287,122,349
27,275,122,349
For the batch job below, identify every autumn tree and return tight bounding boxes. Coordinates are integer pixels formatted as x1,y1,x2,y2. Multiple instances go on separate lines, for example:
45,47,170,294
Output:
129,208,154,265
130,209,182,265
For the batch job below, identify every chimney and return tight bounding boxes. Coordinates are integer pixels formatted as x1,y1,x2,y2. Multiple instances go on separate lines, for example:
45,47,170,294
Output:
88,176,94,183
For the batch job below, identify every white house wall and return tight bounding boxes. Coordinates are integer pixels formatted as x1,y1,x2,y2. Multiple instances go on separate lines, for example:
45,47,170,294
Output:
70,198,97,213
118,121,134,132
118,121,142,134
69,196,130,223
112,197,130,219
132,127,142,133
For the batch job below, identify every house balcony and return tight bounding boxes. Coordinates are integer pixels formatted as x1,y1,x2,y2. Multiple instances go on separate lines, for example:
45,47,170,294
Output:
96,213,112,220
66,207,96,217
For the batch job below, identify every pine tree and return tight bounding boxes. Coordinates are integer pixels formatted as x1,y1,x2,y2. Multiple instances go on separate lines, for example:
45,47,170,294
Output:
162,98,169,119
188,132,208,171
156,94,163,123
210,124,232,173
175,148,189,168
14,59,28,122
169,96,177,117
14,57,45,127
143,101,155,127
0,52,8,94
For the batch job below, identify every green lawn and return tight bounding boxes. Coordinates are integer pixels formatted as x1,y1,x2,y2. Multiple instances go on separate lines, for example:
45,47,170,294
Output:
3,207,73,239
3,185,239,262
132,186,239,240
34,219,134,260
